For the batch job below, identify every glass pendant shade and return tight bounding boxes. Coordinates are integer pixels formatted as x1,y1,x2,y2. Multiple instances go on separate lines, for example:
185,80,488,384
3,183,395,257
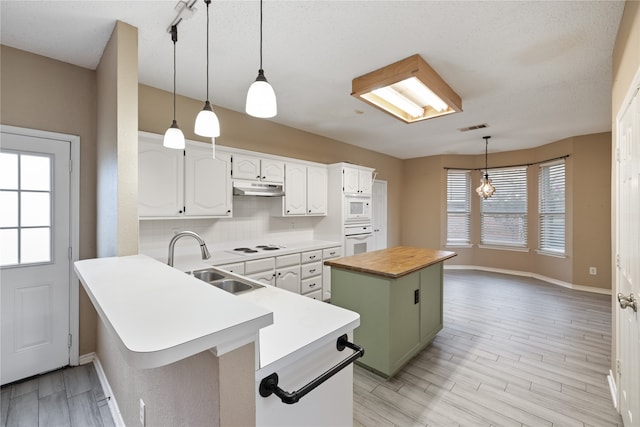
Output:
195,101,220,137
246,70,277,118
476,174,496,199
163,120,185,149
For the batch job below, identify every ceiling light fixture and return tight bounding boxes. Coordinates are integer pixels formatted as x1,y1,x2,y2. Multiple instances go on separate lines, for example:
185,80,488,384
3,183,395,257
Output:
352,54,462,124
246,0,277,118
194,0,220,139
476,136,496,199
163,25,186,150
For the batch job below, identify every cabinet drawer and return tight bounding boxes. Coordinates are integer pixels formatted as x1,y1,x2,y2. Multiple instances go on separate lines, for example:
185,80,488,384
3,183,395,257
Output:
301,276,322,294
216,262,245,275
301,261,322,279
276,253,300,268
301,250,322,264
245,257,275,275
304,289,323,300
322,247,342,259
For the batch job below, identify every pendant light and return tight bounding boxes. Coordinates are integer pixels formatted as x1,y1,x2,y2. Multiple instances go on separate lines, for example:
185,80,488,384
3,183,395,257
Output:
163,25,185,149
194,0,221,138
476,136,496,199
246,0,277,118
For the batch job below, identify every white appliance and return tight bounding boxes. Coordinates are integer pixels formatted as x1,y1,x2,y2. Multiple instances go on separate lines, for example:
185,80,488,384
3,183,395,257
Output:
344,196,371,223
344,224,374,256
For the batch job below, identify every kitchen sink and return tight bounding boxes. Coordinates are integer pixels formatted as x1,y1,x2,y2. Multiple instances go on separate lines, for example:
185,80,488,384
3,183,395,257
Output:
191,269,225,282
211,279,263,294
187,268,264,294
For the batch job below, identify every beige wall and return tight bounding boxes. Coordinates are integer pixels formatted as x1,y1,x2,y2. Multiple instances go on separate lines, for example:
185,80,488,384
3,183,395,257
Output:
611,0,640,392
401,133,612,290
0,44,99,355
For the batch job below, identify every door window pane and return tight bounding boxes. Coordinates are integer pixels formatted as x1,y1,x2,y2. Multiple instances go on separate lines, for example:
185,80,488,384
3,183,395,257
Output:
0,229,18,266
20,228,50,264
0,152,18,190
20,192,51,227
0,190,18,227
20,155,50,191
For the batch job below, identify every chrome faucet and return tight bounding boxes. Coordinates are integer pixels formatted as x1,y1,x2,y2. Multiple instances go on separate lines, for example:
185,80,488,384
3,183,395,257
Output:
167,231,211,267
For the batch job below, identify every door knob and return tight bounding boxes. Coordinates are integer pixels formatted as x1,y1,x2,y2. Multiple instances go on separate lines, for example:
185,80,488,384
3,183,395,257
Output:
617,293,638,312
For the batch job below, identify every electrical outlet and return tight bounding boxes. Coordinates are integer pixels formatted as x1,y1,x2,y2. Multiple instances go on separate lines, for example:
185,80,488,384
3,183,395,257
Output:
139,399,145,426
589,267,597,275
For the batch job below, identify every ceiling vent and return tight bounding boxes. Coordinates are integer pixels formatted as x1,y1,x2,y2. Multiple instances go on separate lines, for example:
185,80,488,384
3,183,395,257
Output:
459,123,489,132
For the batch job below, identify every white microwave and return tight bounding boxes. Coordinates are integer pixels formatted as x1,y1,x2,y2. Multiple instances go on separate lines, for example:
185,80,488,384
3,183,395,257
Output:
344,196,371,222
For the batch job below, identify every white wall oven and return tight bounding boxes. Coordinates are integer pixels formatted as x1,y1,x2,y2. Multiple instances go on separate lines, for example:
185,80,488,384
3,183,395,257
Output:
344,224,374,256
344,196,371,223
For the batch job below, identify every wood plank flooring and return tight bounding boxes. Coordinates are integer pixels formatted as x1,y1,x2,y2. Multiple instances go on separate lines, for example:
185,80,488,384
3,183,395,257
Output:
353,269,623,427
1,363,114,427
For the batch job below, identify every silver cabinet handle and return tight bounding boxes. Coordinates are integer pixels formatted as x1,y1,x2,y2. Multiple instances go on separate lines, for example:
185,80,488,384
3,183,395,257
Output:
617,293,638,312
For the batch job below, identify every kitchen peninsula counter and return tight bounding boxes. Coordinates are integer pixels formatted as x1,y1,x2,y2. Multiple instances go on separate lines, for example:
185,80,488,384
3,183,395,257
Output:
327,246,456,378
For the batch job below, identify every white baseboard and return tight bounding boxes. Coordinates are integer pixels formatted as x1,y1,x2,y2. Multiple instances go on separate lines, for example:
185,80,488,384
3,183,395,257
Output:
80,353,125,427
444,265,612,295
608,370,618,410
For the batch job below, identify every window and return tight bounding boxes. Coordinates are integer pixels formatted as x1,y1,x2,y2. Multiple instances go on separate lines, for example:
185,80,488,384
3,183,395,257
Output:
480,167,528,247
446,170,470,245
539,160,565,254
0,151,52,266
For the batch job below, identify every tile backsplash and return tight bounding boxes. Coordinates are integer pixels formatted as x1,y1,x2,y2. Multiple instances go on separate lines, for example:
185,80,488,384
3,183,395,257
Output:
139,196,319,259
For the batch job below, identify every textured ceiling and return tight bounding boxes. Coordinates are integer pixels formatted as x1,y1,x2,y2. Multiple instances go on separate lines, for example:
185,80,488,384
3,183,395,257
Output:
0,0,625,159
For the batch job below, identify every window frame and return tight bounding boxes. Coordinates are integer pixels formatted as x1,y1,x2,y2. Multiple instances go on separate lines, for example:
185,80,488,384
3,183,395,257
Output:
538,159,566,256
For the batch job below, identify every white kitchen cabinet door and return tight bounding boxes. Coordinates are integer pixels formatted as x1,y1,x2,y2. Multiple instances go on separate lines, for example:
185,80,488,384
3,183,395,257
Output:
232,154,261,181
307,166,327,215
261,158,285,183
233,154,284,183
343,167,360,194
284,163,307,215
184,145,232,217
138,137,184,217
358,170,373,195
275,265,300,293
247,270,275,286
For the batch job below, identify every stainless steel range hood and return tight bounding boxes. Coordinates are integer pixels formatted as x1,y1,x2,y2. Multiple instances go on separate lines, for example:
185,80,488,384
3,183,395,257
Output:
233,181,285,197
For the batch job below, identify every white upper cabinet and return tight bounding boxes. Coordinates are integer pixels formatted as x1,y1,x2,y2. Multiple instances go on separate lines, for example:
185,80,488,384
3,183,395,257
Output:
138,133,232,219
233,154,284,183
307,166,328,215
138,136,184,217
343,166,373,196
284,163,307,215
279,163,327,217
184,144,232,217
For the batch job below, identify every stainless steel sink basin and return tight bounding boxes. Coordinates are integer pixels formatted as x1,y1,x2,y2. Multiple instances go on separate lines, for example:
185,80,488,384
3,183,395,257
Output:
187,268,263,294
211,279,263,294
191,269,225,282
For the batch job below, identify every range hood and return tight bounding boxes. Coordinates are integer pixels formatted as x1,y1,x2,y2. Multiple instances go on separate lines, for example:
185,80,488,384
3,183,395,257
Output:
233,181,285,197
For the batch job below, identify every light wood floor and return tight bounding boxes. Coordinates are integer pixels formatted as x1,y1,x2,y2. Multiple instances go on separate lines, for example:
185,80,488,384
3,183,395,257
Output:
353,269,623,427
1,363,114,427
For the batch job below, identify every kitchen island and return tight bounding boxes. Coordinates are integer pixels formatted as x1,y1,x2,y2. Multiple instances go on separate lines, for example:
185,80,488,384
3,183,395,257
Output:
325,246,456,378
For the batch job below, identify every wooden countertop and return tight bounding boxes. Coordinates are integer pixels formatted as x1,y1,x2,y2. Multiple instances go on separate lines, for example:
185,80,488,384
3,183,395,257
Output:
324,246,457,278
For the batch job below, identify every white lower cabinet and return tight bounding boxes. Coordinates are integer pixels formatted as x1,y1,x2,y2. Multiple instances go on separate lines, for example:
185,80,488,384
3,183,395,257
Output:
246,258,276,286
301,250,323,299
274,254,301,293
322,246,342,301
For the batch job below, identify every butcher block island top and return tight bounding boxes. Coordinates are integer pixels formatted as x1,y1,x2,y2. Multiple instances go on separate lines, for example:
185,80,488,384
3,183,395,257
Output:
324,246,457,278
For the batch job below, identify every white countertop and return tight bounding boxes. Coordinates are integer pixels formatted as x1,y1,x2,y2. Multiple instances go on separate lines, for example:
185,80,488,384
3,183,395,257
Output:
74,255,273,369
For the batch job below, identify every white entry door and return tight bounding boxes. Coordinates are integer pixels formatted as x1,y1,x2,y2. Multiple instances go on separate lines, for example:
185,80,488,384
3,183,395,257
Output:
1,132,71,385
616,75,639,426
372,180,387,250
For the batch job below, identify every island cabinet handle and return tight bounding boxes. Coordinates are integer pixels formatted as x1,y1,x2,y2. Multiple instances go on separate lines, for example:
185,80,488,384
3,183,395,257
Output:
259,334,364,405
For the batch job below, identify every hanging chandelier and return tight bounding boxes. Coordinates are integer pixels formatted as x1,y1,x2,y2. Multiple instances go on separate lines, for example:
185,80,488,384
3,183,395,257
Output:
476,136,496,199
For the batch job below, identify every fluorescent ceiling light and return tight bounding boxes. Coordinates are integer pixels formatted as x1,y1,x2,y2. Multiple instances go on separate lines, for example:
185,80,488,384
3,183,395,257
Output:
352,54,462,124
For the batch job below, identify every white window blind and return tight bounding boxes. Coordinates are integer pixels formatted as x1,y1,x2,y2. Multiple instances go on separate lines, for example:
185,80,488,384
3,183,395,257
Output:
446,170,470,245
480,167,527,247
539,160,565,254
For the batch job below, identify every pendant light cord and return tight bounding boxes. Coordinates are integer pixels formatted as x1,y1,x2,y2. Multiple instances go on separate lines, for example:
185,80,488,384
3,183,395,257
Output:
259,0,263,70
483,136,490,178
205,0,210,102
171,25,178,122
